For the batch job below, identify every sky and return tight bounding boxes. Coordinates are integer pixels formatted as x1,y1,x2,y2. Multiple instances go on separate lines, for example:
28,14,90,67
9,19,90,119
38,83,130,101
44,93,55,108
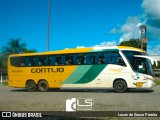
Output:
0,0,160,55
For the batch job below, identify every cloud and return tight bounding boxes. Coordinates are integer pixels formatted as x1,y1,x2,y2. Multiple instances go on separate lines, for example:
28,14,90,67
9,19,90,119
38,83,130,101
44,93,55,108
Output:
110,16,143,43
141,0,160,41
119,32,133,43
146,18,160,28
76,41,117,48
142,0,160,19
110,0,160,45
110,28,118,34
75,0,160,54
147,25,160,39
136,18,148,27
148,44,160,55
120,16,140,33
76,46,85,48
92,41,117,47
110,16,140,34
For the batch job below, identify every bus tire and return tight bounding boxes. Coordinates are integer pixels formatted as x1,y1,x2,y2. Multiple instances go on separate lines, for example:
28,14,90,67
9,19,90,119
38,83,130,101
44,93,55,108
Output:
38,80,49,92
114,80,127,93
27,81,37,92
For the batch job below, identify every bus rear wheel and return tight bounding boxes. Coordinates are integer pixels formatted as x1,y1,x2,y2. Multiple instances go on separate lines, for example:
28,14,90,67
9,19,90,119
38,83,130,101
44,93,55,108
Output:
114,80,127,93
27,81,37,92
38,80,49,92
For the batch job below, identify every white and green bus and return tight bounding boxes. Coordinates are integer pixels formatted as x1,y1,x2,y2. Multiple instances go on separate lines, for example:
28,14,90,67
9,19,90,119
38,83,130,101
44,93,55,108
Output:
8,46,157,92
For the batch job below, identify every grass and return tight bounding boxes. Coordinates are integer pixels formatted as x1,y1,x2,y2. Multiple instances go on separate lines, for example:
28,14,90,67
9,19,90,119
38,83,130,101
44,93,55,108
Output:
155,81,160,85
0,82,8,86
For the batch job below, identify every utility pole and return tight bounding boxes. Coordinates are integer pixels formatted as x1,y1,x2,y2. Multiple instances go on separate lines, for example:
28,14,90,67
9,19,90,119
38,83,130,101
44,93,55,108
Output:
140,25,147,51
0,69,2,83
46,0,50,51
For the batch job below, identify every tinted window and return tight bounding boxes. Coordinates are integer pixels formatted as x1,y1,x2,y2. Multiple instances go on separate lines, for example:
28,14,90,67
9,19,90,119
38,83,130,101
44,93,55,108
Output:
110,51,126,66
122,51,146,56
37,56,48,66
48,56,56,65
104,52,112,64
84,53,94,64
55,56,65,65
28,57,37,66
10,57,22,67
10,51,126,67
66,55,75,65
122,51,144,67
77,54,85,65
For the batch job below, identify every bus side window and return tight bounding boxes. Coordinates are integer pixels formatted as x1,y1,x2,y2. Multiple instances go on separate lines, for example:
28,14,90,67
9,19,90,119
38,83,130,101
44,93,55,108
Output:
38,56,46,66
55,57,61,65
96,52,105,64
111,52,126,66
20,57,25,66
85,54,93,65
77,54,84,65
66,55,74,65
90,53,96,64
117,57,126,66
44,56,48,66
48,56,51,65
28,57,37,66
24,57,29,66
73,55,77,65
110,52,119,64
92,54,96,64
61,56,65,65
104,52,112,64
48,56,55,66
28,58,32,66
55,56,65,65
10,57,21,67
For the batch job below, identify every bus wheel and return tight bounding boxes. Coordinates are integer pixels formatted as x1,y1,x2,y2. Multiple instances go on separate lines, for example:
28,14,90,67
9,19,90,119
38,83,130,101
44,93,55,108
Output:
38,80,49,92
114,80,127,93
27,81,37,92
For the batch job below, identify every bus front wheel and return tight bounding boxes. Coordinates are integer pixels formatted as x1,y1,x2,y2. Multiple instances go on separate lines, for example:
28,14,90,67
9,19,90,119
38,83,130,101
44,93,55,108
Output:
27,81,37,92
38,80,49,92
114,80,127,93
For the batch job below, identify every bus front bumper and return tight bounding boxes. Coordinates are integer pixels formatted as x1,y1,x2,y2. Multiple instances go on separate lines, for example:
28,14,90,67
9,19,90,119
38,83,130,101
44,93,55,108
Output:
147,80,156,88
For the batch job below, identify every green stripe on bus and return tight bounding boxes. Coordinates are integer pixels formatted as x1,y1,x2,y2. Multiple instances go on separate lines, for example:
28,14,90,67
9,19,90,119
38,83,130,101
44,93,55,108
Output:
74,64,107,84
61,65,92,84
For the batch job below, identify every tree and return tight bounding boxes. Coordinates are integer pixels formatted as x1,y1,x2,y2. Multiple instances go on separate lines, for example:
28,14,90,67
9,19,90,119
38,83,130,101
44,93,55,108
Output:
23,48,37,53
0,53,8,69
119,38,141,49
0,38,37,70
2,38,27,55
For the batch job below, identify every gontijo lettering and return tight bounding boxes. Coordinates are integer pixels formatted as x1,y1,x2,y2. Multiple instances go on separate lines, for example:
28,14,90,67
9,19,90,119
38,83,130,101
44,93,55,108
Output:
31,67,64,73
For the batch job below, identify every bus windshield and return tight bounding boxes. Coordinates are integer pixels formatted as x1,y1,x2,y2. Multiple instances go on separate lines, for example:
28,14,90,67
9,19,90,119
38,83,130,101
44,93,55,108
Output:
133,57,154,77
122,51,155,77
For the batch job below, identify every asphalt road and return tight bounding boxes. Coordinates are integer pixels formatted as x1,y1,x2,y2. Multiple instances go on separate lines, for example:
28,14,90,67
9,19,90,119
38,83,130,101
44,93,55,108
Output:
0,84,160,112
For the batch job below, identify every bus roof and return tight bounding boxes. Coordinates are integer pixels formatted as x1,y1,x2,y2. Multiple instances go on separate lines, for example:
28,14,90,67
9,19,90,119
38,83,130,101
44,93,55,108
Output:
9,46,145,57
117,46,145,52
